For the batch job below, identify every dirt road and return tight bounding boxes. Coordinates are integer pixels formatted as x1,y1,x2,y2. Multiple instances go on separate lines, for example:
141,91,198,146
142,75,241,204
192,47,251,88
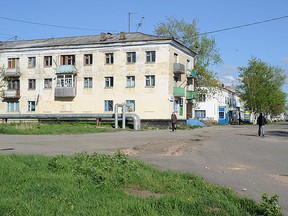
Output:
1,123,288,214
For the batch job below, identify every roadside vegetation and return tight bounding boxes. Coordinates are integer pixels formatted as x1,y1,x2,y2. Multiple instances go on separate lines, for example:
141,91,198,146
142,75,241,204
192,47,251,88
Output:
0,152,275,216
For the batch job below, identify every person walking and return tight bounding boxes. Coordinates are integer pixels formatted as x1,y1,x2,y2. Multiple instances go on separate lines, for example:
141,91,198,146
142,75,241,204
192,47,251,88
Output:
257,112,267,137
171,112,177,132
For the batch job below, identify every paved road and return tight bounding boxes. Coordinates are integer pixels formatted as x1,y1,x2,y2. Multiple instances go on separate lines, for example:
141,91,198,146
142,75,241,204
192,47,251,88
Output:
1,122,288,214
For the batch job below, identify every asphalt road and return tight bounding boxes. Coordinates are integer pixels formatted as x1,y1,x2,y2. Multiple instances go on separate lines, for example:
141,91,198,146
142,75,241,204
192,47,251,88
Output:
1,122,288,214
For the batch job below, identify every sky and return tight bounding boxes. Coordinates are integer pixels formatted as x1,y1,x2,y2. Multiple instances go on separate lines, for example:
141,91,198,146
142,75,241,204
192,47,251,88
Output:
1,0,287,92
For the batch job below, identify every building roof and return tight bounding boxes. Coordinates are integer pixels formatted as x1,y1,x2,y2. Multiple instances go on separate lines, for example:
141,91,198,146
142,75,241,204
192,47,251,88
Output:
0,32,196,56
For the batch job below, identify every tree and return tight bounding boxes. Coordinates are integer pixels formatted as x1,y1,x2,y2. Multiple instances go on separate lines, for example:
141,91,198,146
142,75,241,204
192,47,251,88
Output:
237,57,287,116
0,65,6,97
155,17,222,92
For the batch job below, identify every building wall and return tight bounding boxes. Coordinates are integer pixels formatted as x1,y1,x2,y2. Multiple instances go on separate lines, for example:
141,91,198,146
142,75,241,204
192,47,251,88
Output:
0,34,196,120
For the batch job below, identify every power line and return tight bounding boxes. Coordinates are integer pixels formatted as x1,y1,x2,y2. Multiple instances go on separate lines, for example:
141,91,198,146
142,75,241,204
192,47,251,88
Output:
0,16,119,33
200,15,288,35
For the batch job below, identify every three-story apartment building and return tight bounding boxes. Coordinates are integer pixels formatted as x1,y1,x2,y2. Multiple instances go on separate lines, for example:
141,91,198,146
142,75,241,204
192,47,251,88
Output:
0,32,197,121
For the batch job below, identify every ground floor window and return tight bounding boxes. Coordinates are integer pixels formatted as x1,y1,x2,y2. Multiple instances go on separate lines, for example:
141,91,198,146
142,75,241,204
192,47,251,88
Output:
195,110,206,119
126,100,135,112
28,101,36,112
104,100,113,112
7,101,19,112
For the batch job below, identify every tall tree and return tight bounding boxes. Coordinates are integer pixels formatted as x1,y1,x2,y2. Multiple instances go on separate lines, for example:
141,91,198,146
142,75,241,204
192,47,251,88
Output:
155,17,222,91
237,57,287,115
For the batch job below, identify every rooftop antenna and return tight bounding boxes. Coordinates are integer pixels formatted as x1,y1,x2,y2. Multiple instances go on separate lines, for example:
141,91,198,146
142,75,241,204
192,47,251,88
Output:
128,12,137,32
136,17,145,32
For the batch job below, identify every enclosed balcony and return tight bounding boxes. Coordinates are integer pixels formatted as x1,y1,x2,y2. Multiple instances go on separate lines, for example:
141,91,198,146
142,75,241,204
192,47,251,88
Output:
173,63,185,74
3,89,20,99
55,87,76,97
5,67,20,77
173,87,185,97
186,90,196,99
186,69,197,78
56,65,77,74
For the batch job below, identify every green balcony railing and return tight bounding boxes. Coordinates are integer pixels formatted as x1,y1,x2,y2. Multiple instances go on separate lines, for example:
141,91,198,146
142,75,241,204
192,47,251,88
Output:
173,87,185,97
186,90,196,99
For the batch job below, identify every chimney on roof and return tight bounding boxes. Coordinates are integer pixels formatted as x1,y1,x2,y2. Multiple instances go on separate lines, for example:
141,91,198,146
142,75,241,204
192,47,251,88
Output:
119,32,126,40
100,33,106,41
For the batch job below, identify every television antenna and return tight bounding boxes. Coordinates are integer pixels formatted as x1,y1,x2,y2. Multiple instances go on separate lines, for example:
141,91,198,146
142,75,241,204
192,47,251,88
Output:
136,17,145,32
128,12,137,32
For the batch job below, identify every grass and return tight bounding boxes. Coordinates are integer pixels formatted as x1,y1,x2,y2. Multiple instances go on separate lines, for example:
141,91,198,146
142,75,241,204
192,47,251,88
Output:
0,152,264,216
0,121,122,135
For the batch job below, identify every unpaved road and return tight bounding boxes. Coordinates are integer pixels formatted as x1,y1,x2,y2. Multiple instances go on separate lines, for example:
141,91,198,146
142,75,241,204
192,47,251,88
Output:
1,123,288,214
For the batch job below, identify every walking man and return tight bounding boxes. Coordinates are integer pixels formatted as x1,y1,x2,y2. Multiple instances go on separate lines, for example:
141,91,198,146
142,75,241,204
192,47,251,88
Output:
171,112,177,132
257,112,267,137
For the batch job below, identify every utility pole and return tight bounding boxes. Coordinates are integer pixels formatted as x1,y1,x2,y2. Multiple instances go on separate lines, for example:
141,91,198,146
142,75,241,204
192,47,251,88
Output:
128,12,136,32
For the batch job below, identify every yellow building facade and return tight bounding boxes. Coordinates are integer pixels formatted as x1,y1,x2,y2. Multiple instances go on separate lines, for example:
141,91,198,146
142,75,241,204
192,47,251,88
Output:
0,32,196,121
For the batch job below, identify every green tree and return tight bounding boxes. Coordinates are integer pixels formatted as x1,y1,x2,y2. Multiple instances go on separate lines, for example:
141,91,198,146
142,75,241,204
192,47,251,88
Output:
0,65,6,97
155,17,222,91
237,57,287,116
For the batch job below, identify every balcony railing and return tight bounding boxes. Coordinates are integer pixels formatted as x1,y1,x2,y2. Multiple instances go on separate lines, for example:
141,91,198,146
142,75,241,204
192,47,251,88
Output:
173,87,185,97
186,90,196,99
56,65,77,74
5,67,20,77
173,63,185,74
3,89,20,99
55,87,76,97
186,69,197,78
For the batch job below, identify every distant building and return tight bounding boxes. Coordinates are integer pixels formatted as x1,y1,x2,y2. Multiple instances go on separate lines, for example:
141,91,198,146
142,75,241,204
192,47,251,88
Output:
0,32,197,122
194,85,243,124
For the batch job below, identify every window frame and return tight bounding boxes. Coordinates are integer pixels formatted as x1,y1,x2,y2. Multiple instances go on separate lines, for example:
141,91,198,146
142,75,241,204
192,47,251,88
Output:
8,58,19,68
126,76,135,88
44,56,53,67
28,79,36,90
104,76,114,88
84,77,93,88
44,78,52,89
61,55,75,65
7,101,19,112
84,54,93,66
126,100,135,112
28,57,36,68
28,101,36,112
145,75,155,87
195,110,206,119
105,53,114,64
104,100,113,112
146,51,156,63
126,52,136,64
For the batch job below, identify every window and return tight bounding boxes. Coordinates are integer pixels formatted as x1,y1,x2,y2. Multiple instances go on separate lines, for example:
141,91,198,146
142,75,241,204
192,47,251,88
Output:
195,110,206,119
219,111,225,119
145,75,155,87
28,79,36,90
57,75,75,87
44,78,52,89
197,94,206,102
8,58,19,68
84,54,93,65
44,56,52,67
146,51,156,62
126,76,135,87
105,53,114,64
28,101,36,112
127,52,136,63
84,77,93,88
104,100,113,111
126,100,135,112
174,53,178,63
105,77,114,88
7,101,19,112
186,59,191,70
61,55,75,65
28,57,36,68
7,79,19,90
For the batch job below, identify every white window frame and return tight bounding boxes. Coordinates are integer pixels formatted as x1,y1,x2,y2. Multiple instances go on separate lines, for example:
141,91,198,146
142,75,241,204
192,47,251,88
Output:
84,54,93,65
105,77,114,88
28,101,36,112
105,53,114,64
28,79,36,90
28,57,36,68
145,75,155,87
127,52,136,63
126,100,135,112
104,100,113,112
7,101,19,112
126,76,135,88
84,77,93,88
44,78,52,89
57,75,75,87
146,51,156,63
44,56,52,67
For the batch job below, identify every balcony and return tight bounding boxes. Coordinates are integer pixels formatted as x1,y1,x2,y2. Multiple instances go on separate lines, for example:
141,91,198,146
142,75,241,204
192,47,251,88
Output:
173,87,185,97
173,63,185,74
186,69,197,78
3,89,20,99
56,65,77,74
186,90,196,99
55,87,76,97
5,67,20,77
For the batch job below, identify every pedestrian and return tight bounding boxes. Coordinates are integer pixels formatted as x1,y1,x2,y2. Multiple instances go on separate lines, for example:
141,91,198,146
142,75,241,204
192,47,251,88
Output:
171,112,177,132
257,112,267,137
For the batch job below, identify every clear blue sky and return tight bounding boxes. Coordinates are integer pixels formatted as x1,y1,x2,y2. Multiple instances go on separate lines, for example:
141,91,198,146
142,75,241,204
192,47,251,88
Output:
1,0,287,92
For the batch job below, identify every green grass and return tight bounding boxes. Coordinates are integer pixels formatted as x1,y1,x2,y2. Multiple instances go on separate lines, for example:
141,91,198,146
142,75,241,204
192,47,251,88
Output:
0,121,121,135
0,152,264,216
